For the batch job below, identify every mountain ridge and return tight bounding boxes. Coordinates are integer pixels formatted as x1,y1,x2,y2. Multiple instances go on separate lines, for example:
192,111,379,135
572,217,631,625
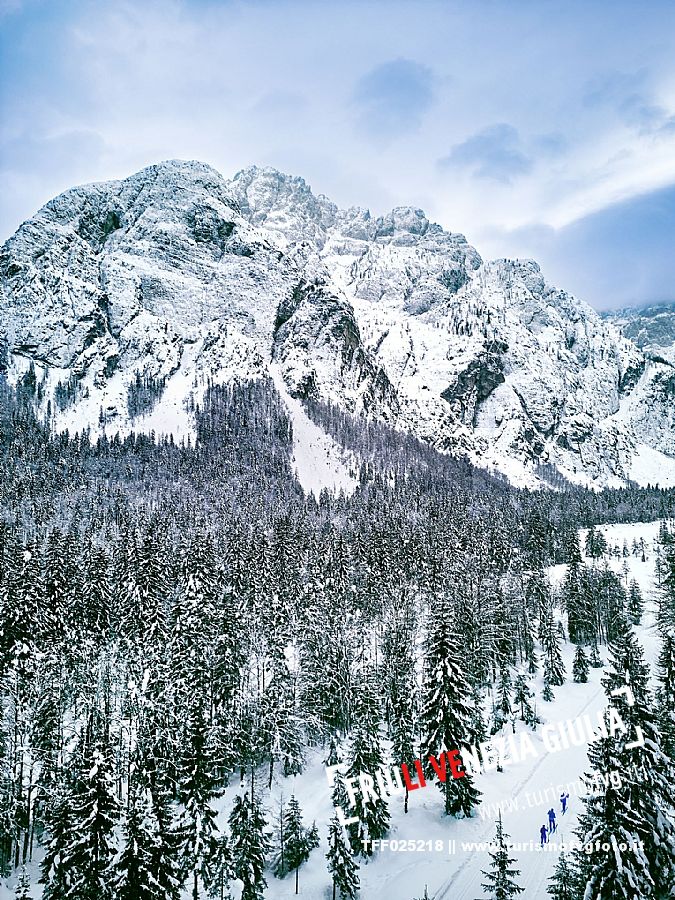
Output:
1,159,674,489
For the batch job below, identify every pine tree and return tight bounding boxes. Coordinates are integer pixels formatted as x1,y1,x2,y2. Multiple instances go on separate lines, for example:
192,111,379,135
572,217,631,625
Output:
419,604,481,818
542,679,554,702
324,737,341,768
562,540,595,646
147,776,182,900
547,851,574,900
627,579,644,625
114,781,166,900
229,790,270,900
207,834,232,900
282,796,312,895
541,605,565,686
176,693,221,900
39,788,71,900
15,867,31,900
584,527,607,559
512,673,533,722
478,813,524,898
326,814,359,900
498,668,512,716
572,645,589,683
345,677,390,855
65,725,120,900
589,643,603,668
656,630,675,760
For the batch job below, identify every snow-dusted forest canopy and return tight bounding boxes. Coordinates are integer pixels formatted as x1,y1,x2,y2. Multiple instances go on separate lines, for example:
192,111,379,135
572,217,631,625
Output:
1,367,675,900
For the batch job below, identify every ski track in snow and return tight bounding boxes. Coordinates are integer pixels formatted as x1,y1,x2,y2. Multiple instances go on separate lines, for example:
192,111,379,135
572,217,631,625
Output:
433,683,605,900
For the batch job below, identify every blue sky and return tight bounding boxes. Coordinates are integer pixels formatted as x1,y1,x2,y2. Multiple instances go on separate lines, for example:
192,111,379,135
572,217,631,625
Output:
1,0,674,309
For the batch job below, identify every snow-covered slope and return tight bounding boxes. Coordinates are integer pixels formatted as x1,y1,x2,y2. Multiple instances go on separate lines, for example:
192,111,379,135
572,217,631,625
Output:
1,160,673,488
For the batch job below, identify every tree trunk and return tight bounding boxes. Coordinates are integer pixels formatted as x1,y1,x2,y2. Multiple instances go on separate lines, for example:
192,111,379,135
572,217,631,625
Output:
295,865,299,894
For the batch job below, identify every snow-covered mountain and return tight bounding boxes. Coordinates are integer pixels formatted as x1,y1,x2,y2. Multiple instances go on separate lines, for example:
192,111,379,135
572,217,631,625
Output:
604,302,675,364
1,159,673,488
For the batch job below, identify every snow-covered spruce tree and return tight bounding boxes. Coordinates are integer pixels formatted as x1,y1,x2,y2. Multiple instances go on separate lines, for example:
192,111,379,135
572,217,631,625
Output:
589,643,603,668
541,604,565,686
391,692,416,813
562,537,595,646
43,528,69,645
419,603,481,818
656,630,675,760
228,789,270,900
659,541,675,630
478,812,524,899
572,614,675,899
384,606,418,813
542,678,554,702
14,867,31,900
324,737,341,768
326,814,359,900
595,564,628,644
526,567,552,645
175,691,221,900
39,786,71,900
114,778,176,900
136,526,170,649
63,722,120,900
0,540,41,665
345,674,390,855
330,770,352,826
79,536,112,642
207,834,232,900
261,661,304,787
572,645,589,683
299,585,354,735
280,795,313,895
627,579,644,626
498,668,512,716
512,673,534,722
547,850,574,900
585,526,608,560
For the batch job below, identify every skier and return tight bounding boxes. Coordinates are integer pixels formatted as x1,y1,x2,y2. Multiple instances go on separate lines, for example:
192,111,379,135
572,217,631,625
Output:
548,808,556,832
540,824,548,847
560,791,569,814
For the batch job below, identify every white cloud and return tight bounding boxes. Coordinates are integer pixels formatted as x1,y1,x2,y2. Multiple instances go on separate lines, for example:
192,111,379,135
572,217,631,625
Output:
1,0,674,306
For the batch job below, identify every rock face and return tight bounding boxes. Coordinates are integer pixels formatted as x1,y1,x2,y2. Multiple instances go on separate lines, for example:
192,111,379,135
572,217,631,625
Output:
1,159,673,488
603,303,675,462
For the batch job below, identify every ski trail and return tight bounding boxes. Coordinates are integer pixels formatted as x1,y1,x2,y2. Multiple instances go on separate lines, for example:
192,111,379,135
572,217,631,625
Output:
433,683,605,900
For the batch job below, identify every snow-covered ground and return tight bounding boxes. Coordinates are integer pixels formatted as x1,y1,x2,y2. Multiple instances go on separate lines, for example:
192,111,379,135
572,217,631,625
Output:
270,366,358,498
629,443,675,488
1,520,666,899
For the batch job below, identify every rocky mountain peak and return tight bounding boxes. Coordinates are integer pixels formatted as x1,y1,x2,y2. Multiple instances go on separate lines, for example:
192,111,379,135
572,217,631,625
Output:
1,160,674,489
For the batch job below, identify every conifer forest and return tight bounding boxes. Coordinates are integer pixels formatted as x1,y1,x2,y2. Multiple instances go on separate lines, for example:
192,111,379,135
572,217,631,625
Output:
1,368,675,899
